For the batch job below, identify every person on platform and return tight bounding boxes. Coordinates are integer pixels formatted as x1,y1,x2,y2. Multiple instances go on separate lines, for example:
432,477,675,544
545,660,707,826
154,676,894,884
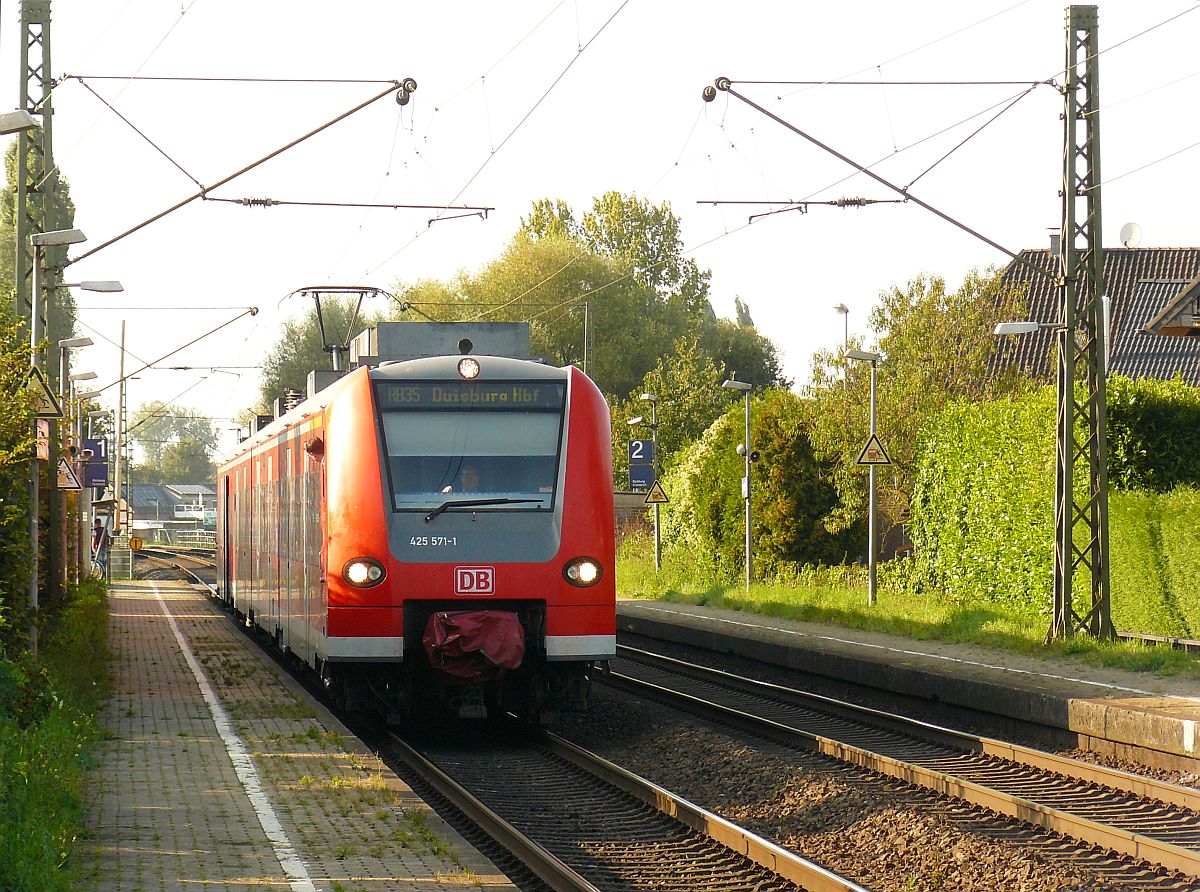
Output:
91,518,110,574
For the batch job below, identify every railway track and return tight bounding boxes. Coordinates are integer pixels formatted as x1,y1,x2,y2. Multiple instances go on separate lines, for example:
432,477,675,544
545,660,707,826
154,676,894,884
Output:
386,726,868,892
134,558,1200,886
603,644,1200,885
134,546,216,587
136,561,863,889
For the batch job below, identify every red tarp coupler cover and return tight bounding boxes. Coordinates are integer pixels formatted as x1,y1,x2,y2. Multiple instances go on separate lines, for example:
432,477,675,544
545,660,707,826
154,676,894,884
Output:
422,610,526,683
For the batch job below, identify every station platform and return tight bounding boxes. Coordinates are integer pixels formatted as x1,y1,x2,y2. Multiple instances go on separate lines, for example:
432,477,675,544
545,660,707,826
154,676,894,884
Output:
79,580,516,891
616,599,1200,775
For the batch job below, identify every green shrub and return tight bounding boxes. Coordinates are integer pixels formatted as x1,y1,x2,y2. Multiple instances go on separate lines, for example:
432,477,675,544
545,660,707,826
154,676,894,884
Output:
0,578,108,892
1107,376,1200,491
1156,487,1200,638
660,389,859,578
907,389,1056,612
907,377,1200,624
1108,492,1178,636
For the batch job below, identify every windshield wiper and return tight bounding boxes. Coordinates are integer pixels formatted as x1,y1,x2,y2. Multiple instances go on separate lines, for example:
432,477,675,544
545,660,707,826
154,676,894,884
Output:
424,497,542,524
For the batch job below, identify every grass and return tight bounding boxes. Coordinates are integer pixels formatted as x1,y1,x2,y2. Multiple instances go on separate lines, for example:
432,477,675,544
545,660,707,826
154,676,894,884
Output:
0,577,110,892
617,532,1200,681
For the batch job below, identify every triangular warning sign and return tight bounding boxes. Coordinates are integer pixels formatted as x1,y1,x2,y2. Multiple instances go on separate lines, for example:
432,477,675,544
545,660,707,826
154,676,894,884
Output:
27,367,63,418
57,458,82,490
644,480,669,505
856,433,891,466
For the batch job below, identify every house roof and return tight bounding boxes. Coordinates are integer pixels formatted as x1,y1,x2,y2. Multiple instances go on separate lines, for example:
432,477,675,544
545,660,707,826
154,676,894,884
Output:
1144,269,1200,338
993,247,1200,382
1109,280,1200,384
126,483,216,512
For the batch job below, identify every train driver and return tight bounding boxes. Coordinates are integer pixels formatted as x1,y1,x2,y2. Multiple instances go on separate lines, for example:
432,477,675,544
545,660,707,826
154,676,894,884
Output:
458,463,481,492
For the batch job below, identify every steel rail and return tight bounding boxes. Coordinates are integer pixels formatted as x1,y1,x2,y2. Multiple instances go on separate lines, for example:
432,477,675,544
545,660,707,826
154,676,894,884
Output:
609,646,1200,879
384,732,605,892
540,732,870,892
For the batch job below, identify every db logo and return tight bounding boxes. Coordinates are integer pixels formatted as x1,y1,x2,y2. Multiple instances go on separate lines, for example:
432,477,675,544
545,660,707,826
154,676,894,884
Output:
455,566,495,595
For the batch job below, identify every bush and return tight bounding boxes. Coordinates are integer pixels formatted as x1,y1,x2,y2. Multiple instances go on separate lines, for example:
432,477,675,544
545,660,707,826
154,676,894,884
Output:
1107,376,1200,491
1108,492,1177,636
907,389,1056,612
1156,487,1200,637
908,377,1200,629
0,578,108,892
660,389,859,578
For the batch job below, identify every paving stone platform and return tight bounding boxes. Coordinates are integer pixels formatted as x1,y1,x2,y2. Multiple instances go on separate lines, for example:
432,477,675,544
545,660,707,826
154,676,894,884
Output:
617,599,1200,774
79,579,517,892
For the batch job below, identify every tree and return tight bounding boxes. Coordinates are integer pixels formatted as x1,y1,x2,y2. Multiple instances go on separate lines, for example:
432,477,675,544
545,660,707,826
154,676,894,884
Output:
611,337,732,484
126,402,218,475
662,389,857,577
0,303,35,648
256,298,384,411
157,438,216,484
397,231,692,399
804,269,1031,544
524,191,713,319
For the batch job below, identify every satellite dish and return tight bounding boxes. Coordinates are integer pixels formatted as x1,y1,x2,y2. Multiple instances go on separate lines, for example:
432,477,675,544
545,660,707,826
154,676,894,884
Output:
1120,222,1142,248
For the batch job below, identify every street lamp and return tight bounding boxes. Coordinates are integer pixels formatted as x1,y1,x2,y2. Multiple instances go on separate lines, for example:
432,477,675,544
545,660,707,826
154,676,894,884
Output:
628,393,661,570
834,303,849,351
0,110,38,135
60,281,123,292
993,321,1063,336
721,379,755,591
846,348,883,607
60,338,95,584
26,228,87,655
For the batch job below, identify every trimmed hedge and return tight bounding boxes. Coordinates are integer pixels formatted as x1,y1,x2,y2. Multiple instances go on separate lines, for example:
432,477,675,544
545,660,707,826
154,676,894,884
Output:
908,377,1200,630
1155,487,1200,637
1107,375,1200,491
907,389,1056,611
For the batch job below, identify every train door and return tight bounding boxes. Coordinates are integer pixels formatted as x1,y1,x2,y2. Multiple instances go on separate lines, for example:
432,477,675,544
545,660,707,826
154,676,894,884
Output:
267,453,279,640
221,474,233,605
282,444,294,652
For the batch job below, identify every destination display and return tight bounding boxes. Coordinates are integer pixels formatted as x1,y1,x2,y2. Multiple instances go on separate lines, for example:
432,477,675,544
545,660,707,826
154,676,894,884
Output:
377,380,564,410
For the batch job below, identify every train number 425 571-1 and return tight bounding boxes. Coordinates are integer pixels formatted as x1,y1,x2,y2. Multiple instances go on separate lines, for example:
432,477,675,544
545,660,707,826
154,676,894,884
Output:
410,536,458,547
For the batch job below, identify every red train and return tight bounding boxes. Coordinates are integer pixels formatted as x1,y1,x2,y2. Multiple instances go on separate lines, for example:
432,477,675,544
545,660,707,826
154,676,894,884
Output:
215,325,615,720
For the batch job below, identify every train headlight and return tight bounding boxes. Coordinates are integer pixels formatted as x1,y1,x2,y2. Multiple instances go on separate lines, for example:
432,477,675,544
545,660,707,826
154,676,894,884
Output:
343,557,386,588
563,557,602,587
457,357,481,380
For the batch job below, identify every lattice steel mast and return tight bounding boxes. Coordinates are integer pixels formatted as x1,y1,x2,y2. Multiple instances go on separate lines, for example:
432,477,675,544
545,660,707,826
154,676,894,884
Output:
1054,5,1112,639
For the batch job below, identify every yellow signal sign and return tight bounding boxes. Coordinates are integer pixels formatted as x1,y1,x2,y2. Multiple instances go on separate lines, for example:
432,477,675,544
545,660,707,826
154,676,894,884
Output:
644,480,669,504
28,366,63,418
57,458,82,490
856,434,891,466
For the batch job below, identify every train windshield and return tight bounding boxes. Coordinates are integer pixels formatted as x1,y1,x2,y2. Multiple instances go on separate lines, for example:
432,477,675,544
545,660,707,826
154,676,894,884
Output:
376,379,565,512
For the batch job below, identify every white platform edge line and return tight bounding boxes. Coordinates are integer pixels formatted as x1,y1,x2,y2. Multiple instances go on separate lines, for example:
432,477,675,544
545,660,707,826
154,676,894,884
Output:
151,582,317,891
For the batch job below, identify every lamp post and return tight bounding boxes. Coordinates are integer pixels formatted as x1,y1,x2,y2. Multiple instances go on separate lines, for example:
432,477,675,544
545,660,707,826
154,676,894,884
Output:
27,228,87,654
846,348,882,607
59,337,94,585
628,393,661,570
72,383,103,579
721,379,754,591
833,303,849,351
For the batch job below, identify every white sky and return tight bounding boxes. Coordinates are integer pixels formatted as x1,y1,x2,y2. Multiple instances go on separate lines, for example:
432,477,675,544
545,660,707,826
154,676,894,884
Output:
4,0,1200,456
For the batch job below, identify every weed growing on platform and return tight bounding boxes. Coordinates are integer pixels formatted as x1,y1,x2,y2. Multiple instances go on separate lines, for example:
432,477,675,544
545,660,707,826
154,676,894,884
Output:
617,536,1200,679
0,578,109,892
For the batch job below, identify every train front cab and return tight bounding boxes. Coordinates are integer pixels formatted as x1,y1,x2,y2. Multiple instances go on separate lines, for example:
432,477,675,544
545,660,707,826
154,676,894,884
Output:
324,356,616,720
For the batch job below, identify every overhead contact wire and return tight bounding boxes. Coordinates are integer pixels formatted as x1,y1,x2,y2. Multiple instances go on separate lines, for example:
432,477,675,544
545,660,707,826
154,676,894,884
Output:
66,82,404,266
